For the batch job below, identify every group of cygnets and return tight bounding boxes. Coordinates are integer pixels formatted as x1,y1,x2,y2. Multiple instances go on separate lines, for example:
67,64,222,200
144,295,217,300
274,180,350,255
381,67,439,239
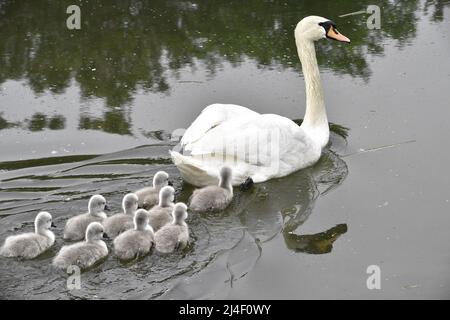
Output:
0,166,234,270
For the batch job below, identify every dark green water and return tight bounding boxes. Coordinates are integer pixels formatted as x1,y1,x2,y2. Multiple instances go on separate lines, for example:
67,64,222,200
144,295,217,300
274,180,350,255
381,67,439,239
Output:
0,0,449,299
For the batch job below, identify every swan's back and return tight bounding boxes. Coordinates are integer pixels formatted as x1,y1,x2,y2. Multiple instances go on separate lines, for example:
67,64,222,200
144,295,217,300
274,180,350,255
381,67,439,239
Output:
53,241,108,270
135,187,159,209
0,233,53,259
154,224,188,253
64,213,105,241
148,206,173,231
103,214,133,238
113,229,154,260
181,103,259,148
189,186,232,212
172,113,319,186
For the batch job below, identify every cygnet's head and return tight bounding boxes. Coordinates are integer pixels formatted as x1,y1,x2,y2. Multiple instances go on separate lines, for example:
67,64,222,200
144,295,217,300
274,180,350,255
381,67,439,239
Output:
88,194,107,215
35,211,55,234
133,209,152,232
172,202,188,224
218,166,233,190
294,16,350,43
153,171,170,189
85,222,105,242
122,193,138,215
159,186,175,207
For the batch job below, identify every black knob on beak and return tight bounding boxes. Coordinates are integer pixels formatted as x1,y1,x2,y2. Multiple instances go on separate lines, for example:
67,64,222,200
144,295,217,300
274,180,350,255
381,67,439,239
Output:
104,204,111,211
240,177,254,192
103,233,109,239
51,222,57,228
168,181,174,186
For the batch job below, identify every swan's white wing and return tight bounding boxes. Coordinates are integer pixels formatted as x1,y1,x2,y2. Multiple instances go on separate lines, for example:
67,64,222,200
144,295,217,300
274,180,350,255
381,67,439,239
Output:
171,114,321,186
180,103,259,149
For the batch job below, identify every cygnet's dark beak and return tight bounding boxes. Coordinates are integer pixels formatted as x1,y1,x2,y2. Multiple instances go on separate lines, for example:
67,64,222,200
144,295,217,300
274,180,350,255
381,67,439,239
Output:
104,204,111,211
51,222,57,228
168,180,174,186
103,233,109,239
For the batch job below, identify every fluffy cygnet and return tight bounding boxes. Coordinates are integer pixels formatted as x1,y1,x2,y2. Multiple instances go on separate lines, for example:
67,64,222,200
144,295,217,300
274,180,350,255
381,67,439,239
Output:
113,209,155,260
63,194,108,241
189,166,233,213
103,193,138,238
53,222,108,270
148,186,175,232
154,203,189,253
135,171,170,209
0,211,55,259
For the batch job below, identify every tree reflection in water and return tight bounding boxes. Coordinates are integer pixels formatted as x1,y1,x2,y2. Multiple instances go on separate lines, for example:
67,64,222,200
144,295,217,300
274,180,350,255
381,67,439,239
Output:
0,0,448,135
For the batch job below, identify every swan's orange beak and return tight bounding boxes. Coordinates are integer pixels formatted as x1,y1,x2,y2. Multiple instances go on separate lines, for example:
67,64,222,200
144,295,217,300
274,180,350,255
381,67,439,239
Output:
327,27,350,43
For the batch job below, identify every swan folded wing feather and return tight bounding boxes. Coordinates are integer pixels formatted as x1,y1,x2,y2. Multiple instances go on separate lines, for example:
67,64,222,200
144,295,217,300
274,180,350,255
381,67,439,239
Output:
181,104,259,148
171,114,318,185
190,114,313,167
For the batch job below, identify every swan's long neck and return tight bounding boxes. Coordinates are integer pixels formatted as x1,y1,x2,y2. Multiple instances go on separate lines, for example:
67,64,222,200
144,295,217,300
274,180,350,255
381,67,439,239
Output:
296,38,329,148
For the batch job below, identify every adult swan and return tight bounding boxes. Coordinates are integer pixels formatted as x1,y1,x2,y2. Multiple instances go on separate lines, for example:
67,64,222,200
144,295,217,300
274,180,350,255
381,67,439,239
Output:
170,16,350,187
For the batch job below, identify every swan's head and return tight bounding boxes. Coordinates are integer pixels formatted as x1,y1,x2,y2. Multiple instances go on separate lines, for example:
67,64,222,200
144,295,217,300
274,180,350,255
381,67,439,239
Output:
85,222,106,242
295,16,350,43
159,186,175,206
88,194,107,215
172,202,188,224
153,171,170,189
134,209,152,232
35,211,55,234
218,166,233,190
122,193,139,215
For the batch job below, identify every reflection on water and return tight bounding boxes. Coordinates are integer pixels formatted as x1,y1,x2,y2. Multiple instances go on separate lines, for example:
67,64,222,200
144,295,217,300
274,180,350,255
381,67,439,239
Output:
79,112,131,135
28,113,65,131
0,0,449,135
0,113,65,132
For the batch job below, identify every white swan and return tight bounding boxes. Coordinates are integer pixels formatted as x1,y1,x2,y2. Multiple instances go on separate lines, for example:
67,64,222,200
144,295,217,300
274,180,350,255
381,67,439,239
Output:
170,16,350,186
53,222,108,270
63,194,108,241
0,211,55,259
103,193,138,238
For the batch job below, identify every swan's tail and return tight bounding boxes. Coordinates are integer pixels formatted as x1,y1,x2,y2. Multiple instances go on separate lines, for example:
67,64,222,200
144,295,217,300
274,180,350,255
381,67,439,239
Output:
170,150,258,187
169,151,218,187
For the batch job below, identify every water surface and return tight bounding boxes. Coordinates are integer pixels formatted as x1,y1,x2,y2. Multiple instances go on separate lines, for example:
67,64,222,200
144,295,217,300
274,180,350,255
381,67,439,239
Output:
0,0,449,299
